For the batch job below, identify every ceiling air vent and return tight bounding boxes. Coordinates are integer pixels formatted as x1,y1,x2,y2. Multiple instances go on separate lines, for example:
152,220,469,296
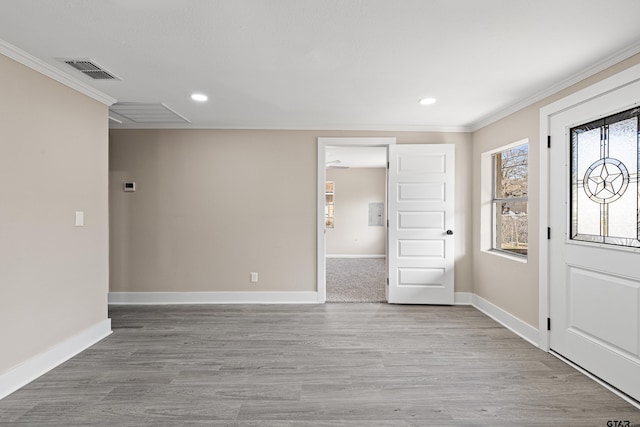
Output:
62,59,120,80
109,103,190,124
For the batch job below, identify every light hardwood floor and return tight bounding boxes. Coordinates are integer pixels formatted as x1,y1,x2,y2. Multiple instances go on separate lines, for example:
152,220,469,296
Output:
1,304,638,426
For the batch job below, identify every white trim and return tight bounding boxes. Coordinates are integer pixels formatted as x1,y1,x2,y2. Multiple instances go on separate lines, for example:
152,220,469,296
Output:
0,39,116,106
319,137,399,147
318,142,327,303
317,137,396,305
538,61,640,352
454,292,473,305
108,291,319,305
540,62,640,116
539,109,551,351
0,319,112,400
109,122,470,132
550,351,640,410
325,254,386,259
472,294,539,348
471,39,640,131
482,249,528,264
112,291,506,313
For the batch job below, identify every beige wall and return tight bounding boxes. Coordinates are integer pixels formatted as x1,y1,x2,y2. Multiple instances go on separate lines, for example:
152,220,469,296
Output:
472,52,640,327
0,54,109,373
110,130,473,294
109,130,318,292
326,167,386,256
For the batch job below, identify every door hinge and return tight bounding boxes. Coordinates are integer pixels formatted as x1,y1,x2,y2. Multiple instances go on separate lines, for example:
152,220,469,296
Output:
387,161,390,169
387,219,389,227
386,278,389,286
547,318,551,331
547,227,551,239
547,135,551,148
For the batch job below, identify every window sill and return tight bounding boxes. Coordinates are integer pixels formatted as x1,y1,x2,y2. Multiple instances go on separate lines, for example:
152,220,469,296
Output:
482,249,528,264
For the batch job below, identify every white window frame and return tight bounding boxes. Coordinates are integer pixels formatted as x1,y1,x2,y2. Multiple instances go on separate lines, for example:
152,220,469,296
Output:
481,138,529,263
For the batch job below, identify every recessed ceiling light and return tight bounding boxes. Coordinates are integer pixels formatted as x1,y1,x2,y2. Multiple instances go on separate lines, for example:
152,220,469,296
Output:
191,93,208,102
419,97,436,105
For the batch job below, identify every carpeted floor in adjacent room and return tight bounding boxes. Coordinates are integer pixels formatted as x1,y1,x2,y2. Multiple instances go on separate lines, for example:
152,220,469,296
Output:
326,257,386,302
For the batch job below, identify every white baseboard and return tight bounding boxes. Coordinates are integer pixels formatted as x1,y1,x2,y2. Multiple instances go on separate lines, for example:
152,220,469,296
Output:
326,254,386,259
109,291,320,305
454,292,473,305
471,294,539,347
0,319,112,400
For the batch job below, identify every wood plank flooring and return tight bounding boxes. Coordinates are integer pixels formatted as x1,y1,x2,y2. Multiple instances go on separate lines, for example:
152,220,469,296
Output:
1,304,638,426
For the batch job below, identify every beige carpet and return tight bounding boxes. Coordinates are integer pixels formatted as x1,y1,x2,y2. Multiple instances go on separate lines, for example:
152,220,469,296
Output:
326,257,386,302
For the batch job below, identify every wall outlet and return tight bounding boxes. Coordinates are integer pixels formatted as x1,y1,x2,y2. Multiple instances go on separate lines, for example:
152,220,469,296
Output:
75,211,84,227
250,272,259,283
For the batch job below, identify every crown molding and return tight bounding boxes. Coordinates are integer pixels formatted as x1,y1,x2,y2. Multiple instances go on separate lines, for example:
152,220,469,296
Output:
0,39,116,106
108,122,471,133
469,39,640,132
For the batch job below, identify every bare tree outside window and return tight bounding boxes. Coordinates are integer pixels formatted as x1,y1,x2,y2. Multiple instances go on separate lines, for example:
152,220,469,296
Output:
493,144,528,256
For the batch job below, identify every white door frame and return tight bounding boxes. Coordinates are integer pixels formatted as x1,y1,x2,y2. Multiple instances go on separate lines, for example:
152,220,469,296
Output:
317,137,396,303
539,62,640,351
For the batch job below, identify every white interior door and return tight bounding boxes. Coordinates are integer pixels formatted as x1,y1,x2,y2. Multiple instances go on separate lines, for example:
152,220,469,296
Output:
549,79,640,401
387,144,454,304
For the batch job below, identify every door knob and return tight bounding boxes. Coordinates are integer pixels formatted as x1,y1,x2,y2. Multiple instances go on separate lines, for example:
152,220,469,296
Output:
446,230,454,235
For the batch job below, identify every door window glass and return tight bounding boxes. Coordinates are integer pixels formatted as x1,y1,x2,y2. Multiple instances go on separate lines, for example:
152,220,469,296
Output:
570,107,640,247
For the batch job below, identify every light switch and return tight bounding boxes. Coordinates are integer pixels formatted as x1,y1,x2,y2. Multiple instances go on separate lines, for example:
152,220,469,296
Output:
75,211,84,227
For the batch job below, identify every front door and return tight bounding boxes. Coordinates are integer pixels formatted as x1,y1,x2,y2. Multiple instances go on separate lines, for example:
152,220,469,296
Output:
548,81,640,401
387,144,455,304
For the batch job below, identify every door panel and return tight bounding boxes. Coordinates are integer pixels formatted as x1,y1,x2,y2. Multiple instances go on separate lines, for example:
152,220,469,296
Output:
398,211,445,229
398,182,444,200
549,79,640,401
388,144,454,304
397,239,444,258
568,267,639,354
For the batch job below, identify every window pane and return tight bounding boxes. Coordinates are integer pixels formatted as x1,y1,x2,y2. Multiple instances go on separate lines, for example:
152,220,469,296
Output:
325,181,335,228
495,145,528,199
494,201,528,256
607,117,638,241
325,181,334,193
570,108,640,247
491,142,528,257
325,204,334,228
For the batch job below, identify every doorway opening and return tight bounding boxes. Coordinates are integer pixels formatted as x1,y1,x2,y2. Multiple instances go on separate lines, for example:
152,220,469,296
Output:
317,138,456,305
325,146,388,302
317,137,396,303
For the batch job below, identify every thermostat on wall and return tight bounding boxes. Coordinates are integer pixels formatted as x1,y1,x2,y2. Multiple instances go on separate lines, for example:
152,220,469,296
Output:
124,182,136,192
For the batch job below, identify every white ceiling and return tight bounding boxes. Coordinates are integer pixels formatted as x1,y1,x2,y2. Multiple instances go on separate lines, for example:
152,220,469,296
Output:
2,1,640,131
